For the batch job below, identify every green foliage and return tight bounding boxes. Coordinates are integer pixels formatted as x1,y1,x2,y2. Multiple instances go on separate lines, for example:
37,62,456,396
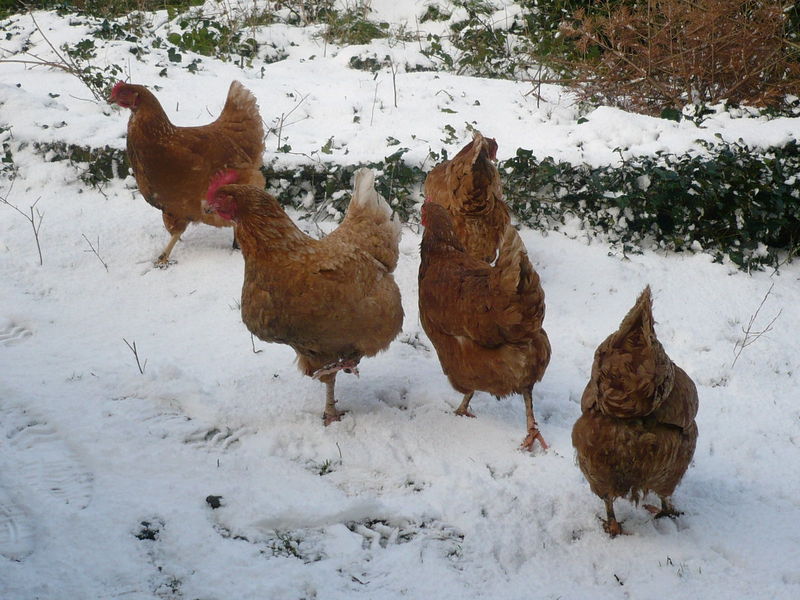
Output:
502,139,800,270
272,0,335,26
262,529,323,561
419,0,599,79
33,142,130,188
420,4,451,23
422,0,532,78
167,13,259,66
59,36,123,101
0,126,16,177
263,147,429,223
348,52,392,72
0,0,203,19
323,6,389,45
517,0,596,65
268,531,303,559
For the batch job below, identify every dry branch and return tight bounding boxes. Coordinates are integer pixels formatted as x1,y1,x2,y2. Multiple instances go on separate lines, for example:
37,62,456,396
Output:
732,283,783,368
1,176,44,266
82,234,109,271
123,338,147,374
561,0,799,114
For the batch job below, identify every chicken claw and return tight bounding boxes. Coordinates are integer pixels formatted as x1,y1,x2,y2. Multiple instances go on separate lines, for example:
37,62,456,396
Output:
312,359,360,380
154,257,176,269
520,427,548,452
644,496,682,519
454,392,476,418
601,497,627,538
602,518,624,538
521,390,548,451
323,408,347,426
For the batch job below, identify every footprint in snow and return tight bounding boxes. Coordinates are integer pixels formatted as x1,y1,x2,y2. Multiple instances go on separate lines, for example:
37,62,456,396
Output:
0,322,33,347
0,484,36,561
184,425,255,450
0,404,94,511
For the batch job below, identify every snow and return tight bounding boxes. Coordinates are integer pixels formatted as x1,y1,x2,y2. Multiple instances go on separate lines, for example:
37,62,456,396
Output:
1,3,800,599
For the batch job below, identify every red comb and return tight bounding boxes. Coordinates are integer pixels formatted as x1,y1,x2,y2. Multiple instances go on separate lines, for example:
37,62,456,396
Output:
207,169,239,202
110,80,126,100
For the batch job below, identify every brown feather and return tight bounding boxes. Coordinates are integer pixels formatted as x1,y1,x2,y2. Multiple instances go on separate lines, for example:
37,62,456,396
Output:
212,170,403,415
424,131,509,263
572,286,699,535
419,202,550,411
112,81,265,262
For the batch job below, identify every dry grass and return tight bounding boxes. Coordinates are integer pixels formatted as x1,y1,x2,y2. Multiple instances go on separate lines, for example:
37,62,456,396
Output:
560,0,800,114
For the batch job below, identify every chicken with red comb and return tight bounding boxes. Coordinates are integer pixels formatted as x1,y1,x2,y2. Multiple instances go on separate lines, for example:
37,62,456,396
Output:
110,80,265,266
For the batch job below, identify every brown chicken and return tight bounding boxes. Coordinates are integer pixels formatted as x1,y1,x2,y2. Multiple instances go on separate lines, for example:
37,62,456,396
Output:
109,80,265,265
424,130,509,263
204,168,404,424
418,202,551,450
572,286,699,537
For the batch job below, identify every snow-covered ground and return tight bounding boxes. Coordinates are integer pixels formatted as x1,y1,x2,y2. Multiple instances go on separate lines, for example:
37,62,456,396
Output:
1,2,799,599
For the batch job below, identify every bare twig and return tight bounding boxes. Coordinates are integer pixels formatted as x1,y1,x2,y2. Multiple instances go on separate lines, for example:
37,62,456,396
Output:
561,0,795,113
731,283,782,368
268,92,310,151
27,10,78,74
275,111,285,151
389,57,398,108
81,234,109,271
122,338,147,375
1,178,44,266
2,8,108,102
370,79,380,126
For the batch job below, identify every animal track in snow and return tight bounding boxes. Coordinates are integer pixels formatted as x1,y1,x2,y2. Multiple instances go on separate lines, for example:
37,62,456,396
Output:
0,405,94,510
0,483,35,561
184,425,254,450
0,322,32,346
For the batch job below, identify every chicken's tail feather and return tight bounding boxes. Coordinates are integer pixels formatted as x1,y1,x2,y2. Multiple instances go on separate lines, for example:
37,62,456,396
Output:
221,81,259,117
350,168,389,216
349,169,400,231
493,223,546,328
613,286,653,345
342,168,401,271
494,224,525,283
468,130,498,165
217,81,265,145
595,285,676,418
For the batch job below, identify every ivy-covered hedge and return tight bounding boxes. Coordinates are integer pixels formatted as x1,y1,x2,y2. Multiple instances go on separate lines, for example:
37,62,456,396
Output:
25,138,800,271
264,139,800,270
502,139,800,270
262,148,428,224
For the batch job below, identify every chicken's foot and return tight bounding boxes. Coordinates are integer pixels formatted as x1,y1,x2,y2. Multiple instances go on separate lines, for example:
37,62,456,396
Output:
312,359,360,380
322,377,346,426
602,496,625,537
454,392,476,418
645,496,682,519
520,389,548,451
155,231,182,267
